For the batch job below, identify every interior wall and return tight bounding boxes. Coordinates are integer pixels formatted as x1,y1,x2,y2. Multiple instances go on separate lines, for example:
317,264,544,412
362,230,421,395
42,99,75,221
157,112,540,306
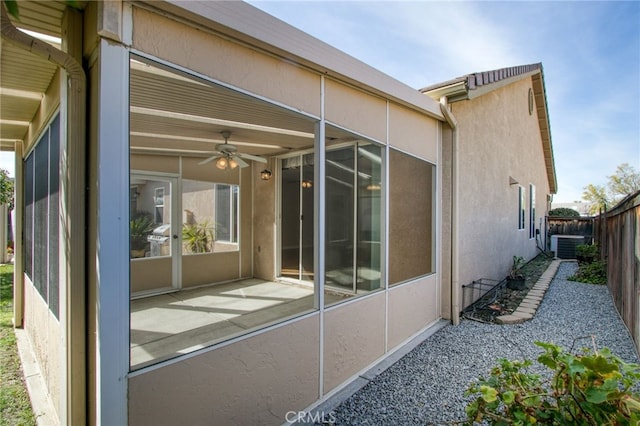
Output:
252,163,276,280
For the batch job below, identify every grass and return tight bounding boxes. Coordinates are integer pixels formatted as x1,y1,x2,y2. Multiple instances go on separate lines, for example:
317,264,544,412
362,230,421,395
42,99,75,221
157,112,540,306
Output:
0,264,36,426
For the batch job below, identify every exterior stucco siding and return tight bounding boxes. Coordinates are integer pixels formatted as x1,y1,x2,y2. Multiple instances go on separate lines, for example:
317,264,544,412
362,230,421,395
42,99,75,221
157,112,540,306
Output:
451,77,551,299
23,277,63,419
131,7,322,118
388,274,439,349
325,79,387,142
323,293,386,393
128,314,321,425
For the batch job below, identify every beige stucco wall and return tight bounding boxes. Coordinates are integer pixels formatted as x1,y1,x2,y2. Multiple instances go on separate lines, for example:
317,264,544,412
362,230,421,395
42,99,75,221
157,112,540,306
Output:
439,123,453,319
323,293,386,393
388,274,439,349
325,80,387,142
18,68,65,422
451,77,551,307
389,103,438,163
23,276,63,418
132,7,321,119
129,314,320,425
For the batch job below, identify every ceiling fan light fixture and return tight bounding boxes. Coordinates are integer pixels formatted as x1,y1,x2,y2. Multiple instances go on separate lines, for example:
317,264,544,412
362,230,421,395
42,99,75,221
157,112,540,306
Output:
228,158,239,169
215,157,229,170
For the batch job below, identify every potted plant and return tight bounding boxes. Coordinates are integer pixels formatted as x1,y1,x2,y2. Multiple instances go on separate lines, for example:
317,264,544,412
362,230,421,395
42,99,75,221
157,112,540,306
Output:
507,255,526,290
130,213,155,258
182,221,215,253
575,243,598,264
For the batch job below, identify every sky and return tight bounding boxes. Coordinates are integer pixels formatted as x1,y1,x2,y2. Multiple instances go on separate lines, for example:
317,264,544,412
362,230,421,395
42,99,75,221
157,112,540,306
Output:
1,1,637,203
248,0,640,203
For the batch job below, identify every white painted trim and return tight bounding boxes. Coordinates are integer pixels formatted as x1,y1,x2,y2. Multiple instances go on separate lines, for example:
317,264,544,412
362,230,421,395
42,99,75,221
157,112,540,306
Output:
384,101,390,352
316,76,326,398
94,39,129,425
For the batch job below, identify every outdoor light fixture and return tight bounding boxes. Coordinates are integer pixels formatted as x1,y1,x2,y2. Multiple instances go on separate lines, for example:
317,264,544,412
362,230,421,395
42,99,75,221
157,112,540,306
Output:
260,169,272,180
302,179,313,189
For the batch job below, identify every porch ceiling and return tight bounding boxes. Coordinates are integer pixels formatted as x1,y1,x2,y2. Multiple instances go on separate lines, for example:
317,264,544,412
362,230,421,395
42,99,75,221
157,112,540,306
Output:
129,58,317,159
0,1,68,150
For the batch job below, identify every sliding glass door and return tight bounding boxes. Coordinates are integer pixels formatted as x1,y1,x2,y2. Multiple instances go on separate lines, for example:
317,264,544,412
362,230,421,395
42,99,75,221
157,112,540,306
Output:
325,144,382,294
280,154,314,282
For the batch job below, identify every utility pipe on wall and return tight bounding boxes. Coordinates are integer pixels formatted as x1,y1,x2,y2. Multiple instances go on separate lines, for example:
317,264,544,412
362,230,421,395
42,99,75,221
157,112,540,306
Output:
439,98,460,325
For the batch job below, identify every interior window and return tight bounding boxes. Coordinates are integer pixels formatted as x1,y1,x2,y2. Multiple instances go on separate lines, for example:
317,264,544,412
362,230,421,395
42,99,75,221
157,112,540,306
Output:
182,180,239,254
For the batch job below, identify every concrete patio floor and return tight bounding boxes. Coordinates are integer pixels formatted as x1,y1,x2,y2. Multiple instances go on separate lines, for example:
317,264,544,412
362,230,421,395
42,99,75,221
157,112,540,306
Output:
130,279,347,369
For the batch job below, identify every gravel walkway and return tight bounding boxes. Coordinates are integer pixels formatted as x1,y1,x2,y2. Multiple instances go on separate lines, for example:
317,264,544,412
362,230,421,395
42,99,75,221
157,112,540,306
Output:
328,261,639,425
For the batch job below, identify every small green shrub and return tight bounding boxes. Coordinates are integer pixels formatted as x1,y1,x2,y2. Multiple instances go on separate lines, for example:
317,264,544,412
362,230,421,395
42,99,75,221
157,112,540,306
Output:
465,341,640,425
568,260,607,285
576,243,598,259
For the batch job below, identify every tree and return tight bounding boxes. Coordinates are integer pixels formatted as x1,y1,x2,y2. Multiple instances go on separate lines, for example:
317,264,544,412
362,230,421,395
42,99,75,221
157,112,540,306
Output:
0,168,14,211
583,163,640,214
548,207,580,218
608,163,640,199
582,183,610,214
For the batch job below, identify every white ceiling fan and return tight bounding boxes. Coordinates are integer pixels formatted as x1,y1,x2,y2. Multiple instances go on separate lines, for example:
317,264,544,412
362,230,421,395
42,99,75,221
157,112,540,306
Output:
198,131,267,170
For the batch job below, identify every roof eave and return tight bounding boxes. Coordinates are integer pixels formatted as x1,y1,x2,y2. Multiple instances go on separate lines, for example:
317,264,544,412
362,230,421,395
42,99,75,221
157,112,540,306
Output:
421,81,468,102
531,71,557,194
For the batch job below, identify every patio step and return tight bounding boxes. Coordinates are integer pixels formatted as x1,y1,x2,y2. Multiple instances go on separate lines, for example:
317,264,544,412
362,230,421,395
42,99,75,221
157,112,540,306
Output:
496,259,561,325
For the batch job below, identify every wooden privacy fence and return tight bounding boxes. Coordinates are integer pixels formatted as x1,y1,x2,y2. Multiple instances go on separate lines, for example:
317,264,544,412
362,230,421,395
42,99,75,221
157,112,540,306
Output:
547,216,594,242
594,191,640,353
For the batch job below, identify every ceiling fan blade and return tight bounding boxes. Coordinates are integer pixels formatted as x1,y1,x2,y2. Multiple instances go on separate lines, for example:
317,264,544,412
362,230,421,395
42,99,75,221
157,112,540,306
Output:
198,154,220,165
238,153,267,163
233,156,249,168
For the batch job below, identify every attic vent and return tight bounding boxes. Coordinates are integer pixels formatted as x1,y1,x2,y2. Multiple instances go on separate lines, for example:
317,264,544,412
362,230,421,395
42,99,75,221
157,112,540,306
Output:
551,235,585,259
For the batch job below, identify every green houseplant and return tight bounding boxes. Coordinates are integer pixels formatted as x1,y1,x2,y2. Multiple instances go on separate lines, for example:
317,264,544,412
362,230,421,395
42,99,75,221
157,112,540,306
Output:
182,221,215,254
506,255,526,290
130,213,155,258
